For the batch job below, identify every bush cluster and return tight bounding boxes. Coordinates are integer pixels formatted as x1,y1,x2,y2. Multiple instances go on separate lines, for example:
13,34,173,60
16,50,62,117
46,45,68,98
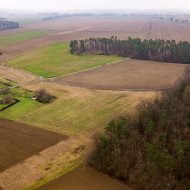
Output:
34,89,54,103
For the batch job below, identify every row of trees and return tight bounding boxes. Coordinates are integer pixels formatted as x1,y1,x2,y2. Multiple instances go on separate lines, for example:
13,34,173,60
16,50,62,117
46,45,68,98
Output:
70,37,190,63
91,69,190,190
0,20,19,31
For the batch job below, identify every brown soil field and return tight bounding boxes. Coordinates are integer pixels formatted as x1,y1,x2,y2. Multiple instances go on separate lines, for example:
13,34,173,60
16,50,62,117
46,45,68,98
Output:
53,59,187,91
24,16,190,42
0,133,89,190
0,17,148,62
2,16,190,63
38,166,130,190
0,34,67,62
149,19,190,41
25,16,149,33
0,119,66,172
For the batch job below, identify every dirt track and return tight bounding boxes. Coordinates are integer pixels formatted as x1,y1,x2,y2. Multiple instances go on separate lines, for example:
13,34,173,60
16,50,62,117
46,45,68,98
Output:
0,119,66,172
38,166,130,190
0,64,39,84
53,59,187,91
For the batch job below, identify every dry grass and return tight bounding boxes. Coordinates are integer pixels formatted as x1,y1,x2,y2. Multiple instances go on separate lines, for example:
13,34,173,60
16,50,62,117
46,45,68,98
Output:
0,65,39,84
18,82,155,136
0,133,89,190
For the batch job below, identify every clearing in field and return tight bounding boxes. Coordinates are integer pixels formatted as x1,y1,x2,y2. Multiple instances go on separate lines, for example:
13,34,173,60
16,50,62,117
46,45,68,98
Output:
5,43,123,78
0,119,65,173
55,59,187,91
0,30,51,48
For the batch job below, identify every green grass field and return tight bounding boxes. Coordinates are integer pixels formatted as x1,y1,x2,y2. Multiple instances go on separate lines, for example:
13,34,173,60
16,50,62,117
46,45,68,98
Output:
0,103,9,110
5,43,123,78
0,79,42,120
0,96,42,120
0,82,153,136
0,30,51,48
0,92,128,135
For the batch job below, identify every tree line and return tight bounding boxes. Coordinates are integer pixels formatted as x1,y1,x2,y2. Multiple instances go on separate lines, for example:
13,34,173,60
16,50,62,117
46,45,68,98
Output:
70,37,190,63
0,20,19,31
90,69,190,190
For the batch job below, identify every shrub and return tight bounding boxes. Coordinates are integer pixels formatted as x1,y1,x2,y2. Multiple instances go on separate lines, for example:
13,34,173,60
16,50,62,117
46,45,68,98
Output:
34,89,54,103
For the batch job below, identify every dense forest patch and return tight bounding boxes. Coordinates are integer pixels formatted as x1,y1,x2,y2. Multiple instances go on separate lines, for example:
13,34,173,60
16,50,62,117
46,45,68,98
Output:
70,37,190,64
91,68,190,190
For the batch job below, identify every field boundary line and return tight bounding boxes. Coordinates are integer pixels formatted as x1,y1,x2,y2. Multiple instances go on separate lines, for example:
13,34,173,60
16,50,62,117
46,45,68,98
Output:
51,80,171,92
49,58,129,80
0,64,43,79
0,78,45,92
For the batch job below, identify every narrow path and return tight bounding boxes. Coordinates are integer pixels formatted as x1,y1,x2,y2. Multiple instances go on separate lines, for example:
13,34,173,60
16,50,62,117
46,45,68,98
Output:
0,58,129,92
0,64,44,91
0,58,172,92
0,78,44,92
49,58,128,81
